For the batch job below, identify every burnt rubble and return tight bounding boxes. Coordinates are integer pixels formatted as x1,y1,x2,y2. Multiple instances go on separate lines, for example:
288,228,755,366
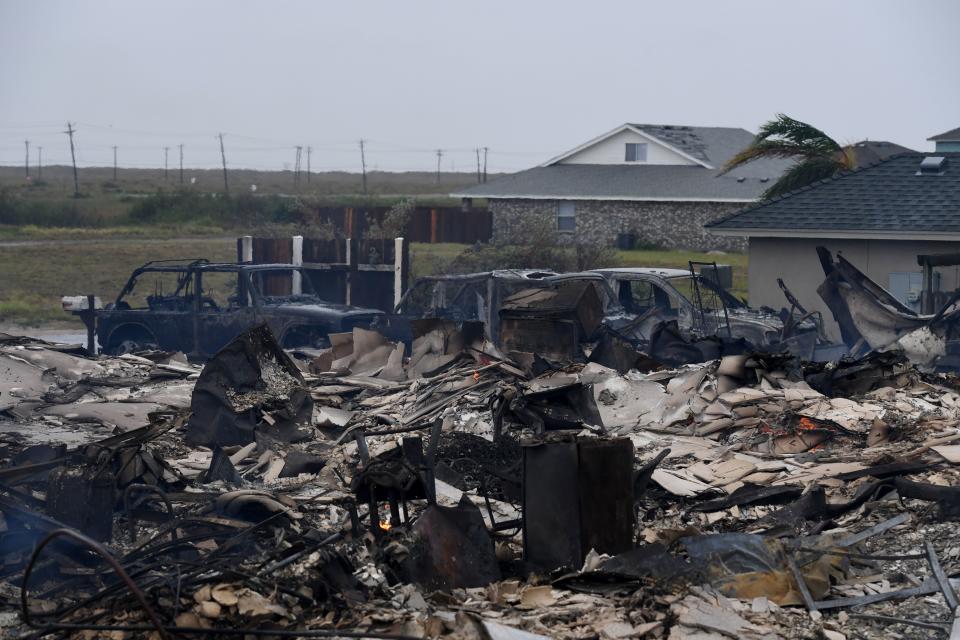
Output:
3,322,960,640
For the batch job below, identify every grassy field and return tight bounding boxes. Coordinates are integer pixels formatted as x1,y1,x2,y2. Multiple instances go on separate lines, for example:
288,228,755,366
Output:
0,237,238,326
0,237,747,328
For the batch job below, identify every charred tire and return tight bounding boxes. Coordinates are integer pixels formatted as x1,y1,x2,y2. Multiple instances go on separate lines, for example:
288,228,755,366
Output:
103,325,159,355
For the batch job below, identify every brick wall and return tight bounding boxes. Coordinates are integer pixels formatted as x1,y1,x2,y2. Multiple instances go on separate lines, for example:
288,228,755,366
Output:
489,198,748,252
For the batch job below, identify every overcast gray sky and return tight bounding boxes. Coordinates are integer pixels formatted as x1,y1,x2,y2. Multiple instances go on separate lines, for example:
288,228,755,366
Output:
1,0,958,173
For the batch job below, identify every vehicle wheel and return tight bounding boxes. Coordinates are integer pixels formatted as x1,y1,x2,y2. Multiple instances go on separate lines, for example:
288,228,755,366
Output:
114,339,157,355
104,326,159,355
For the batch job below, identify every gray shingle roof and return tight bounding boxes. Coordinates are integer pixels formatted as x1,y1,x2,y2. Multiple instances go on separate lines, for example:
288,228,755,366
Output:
849,140,915,166
929,127,960,142
452,124,792,201
450,164,782,201
706,153,960,235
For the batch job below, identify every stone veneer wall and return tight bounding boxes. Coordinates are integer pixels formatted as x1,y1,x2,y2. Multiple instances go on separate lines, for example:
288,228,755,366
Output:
489,198,748,252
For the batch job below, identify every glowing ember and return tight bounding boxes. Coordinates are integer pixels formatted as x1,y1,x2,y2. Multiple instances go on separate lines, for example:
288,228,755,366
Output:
473,371,480,382
798,417,819,431
379,520,392,531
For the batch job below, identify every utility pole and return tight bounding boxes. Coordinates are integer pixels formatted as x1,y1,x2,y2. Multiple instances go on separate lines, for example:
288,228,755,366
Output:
218,133,229,195
178,144,184,185
475,147,481,183
24,140,29,177
435,149,443,185
482,146,488,183
164,146,170,182
37,146,42,180
359,139,367,194
112,146,118,181
66,122,79,197
293,146,302,186
306,146,311,183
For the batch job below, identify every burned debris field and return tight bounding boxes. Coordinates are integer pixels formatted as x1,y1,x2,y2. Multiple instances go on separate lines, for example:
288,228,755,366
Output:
2,247,960,640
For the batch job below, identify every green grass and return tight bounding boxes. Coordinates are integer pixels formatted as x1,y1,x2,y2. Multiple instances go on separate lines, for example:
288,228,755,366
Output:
409,242,468,280
0,223,229,241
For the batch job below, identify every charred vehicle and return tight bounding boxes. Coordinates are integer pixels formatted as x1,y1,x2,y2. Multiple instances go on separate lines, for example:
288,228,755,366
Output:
394,269,620,361
392,270,559,340
92,259,384,357
589,267,817,349
393,265,838,365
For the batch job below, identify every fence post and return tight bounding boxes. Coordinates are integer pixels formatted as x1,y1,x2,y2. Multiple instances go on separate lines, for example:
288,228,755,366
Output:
430,209,438,244
291,235,303,295
345,237,357,305
394,237,408,309
240,235,253,263
238,235,254,305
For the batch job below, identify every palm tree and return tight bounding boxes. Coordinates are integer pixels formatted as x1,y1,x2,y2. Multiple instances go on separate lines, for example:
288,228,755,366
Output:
722,114,854,200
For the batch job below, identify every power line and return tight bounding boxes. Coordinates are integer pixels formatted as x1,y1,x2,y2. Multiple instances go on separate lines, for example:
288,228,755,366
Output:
112,146,118,181
435,149,442,184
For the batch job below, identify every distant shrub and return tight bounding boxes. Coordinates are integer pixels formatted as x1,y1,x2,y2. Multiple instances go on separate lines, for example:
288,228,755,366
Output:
0,188,106,227
366,198,415,240
127,190,303,227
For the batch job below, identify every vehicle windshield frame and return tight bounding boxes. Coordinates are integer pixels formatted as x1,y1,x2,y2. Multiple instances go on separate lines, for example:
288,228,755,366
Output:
114,262,322,309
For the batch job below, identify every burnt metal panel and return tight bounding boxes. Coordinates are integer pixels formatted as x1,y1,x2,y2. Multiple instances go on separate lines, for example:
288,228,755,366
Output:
500,318,578,360
577,438,635,558
522,438,581,571
523,436,635,571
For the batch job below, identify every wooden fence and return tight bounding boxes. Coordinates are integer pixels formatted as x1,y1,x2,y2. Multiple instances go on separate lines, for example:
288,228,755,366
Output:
310,205,491,244
238,235,409,313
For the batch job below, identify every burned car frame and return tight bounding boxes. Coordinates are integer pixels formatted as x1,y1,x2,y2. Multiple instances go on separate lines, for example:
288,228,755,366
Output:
94,259,384,358
392,269,559,342
585,266,822,357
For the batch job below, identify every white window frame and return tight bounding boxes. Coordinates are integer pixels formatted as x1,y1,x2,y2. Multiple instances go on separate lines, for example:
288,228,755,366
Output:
557,201,576,232
625,142,648,162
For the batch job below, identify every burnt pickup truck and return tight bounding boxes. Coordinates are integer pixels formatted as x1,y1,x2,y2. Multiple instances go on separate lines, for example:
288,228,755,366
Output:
81,259,383,358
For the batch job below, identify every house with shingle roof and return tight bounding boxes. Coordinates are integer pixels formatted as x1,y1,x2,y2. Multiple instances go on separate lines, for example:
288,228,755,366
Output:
451,123,792,251
706,149,960,341
930,127,960,152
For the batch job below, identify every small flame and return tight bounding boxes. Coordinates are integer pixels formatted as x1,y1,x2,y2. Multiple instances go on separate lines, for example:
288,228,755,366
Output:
472,371,480,382
798,417,819,431
379,520,392,531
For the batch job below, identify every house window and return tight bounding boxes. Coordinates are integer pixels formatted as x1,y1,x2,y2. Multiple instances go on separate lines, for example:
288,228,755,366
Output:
557,201,576,232
625,143,648,162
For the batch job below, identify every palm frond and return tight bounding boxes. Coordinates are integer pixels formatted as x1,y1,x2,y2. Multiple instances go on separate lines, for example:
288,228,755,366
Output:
761,156,842,199
720,114,844,175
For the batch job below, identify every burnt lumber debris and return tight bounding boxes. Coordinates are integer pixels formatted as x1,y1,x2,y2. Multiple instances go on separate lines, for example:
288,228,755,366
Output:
6,299,960,638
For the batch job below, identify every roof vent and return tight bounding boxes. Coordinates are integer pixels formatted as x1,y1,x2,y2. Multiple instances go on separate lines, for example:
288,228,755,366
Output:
736,176,745,183
918,156,947,176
